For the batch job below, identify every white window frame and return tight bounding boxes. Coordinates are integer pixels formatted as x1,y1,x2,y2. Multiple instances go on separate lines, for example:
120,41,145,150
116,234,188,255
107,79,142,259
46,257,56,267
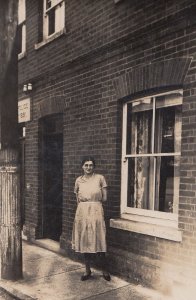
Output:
43,0,65,40
119,90,183,233
18,0,26,59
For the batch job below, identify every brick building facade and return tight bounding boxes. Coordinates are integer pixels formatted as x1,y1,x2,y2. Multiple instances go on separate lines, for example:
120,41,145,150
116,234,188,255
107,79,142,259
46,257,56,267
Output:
18,0,196,292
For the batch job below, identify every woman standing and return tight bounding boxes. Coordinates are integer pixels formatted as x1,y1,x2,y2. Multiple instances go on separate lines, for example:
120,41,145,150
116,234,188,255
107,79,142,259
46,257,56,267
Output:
72,157,111,281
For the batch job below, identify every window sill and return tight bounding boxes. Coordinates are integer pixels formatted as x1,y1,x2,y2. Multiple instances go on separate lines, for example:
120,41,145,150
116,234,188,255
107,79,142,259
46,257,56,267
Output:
18,51,26,61
34,28,66,50
110,218,182,242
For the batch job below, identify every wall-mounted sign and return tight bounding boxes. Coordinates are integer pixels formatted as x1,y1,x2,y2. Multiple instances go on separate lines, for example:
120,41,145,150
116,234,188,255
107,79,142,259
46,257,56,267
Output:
18,98,31,123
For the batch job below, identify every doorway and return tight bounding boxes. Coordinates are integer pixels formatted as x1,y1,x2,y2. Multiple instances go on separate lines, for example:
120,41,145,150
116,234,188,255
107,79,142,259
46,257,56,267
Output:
40,114,63,241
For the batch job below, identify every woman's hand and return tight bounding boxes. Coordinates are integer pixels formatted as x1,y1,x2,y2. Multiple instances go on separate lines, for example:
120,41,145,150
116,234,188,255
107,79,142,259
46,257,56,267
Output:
77,196,89,203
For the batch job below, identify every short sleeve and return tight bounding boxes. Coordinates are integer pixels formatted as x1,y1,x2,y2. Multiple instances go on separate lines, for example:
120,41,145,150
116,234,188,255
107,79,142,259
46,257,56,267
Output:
100,175,107,188
74,177,79,194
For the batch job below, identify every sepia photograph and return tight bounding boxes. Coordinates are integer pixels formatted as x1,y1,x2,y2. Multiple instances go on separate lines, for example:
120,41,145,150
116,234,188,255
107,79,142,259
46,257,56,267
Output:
0,0,195,299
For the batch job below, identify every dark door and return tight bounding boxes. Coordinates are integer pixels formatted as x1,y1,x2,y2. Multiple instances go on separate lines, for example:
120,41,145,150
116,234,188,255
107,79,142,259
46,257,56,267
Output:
42,116,63,241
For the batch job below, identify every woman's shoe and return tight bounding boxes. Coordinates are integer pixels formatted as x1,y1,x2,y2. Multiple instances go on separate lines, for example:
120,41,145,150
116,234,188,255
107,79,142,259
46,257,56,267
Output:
103,272,111,281
81,270,92,281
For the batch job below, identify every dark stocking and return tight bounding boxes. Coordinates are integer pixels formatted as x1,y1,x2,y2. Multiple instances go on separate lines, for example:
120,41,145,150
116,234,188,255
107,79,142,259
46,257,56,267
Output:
84,253,91,273
97,252,109,274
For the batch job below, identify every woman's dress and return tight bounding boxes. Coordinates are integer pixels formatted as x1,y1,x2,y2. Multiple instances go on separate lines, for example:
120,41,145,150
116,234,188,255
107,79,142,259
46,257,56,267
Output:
72,173,107,253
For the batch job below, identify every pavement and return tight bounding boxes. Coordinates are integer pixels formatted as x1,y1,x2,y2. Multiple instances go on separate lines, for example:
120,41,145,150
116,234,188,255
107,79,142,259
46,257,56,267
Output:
0,240,190,300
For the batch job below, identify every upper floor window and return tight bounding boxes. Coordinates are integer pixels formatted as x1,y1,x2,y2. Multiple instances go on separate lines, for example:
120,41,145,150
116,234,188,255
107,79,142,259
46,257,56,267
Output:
121,90,182,221
43,0,65,39
18,0,26,58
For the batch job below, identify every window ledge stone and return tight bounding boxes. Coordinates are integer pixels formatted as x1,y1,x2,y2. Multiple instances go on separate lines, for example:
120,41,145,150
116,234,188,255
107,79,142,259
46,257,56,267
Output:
34,28,66,50
18,51,26,61
110,218,182,242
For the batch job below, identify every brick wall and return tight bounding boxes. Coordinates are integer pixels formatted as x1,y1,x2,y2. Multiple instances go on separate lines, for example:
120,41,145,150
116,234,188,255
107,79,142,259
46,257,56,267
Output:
19,0,196,290
19,0,196,83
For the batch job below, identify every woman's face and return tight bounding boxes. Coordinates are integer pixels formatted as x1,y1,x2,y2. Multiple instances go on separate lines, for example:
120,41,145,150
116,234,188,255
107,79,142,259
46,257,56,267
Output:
82,160,94,175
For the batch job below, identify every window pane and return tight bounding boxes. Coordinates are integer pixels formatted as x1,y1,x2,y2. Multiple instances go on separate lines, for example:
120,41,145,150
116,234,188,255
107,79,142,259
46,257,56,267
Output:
48,9,55,35
46,0,52,9
127,155,180,213
127,157,155,209
17,24,23,54
154,94,182,153
155,156,180,213
127,98,153,154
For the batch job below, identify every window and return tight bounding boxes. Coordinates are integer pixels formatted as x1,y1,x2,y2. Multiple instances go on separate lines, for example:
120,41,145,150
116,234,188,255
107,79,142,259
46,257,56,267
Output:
18,0,26,58
43,0,65,39
121,91,182,223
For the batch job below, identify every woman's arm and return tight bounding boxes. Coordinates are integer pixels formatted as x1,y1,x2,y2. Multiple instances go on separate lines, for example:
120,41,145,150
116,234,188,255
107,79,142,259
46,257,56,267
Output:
76,193,80,204
102,187,107,202
74,178,80,204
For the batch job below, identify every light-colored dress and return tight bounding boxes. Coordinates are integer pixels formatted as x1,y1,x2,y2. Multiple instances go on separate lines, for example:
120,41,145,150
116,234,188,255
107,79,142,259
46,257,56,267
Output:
72,173,107,253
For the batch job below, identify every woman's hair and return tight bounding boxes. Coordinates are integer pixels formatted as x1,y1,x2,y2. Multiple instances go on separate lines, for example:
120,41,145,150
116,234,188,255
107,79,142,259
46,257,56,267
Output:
81,156,96,167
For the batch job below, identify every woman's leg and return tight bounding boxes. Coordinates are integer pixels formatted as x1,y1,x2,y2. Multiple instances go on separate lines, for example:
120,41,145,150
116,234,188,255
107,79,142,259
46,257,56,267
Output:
81,253,92,281
84,253,91,273
97,252,111,281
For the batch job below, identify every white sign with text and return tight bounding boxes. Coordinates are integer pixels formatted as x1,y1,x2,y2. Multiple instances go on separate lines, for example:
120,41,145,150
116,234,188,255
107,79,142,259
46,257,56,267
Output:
18,98,31,123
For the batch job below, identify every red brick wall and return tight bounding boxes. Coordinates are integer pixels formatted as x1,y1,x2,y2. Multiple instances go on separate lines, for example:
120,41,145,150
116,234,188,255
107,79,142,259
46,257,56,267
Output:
20,0,196,289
